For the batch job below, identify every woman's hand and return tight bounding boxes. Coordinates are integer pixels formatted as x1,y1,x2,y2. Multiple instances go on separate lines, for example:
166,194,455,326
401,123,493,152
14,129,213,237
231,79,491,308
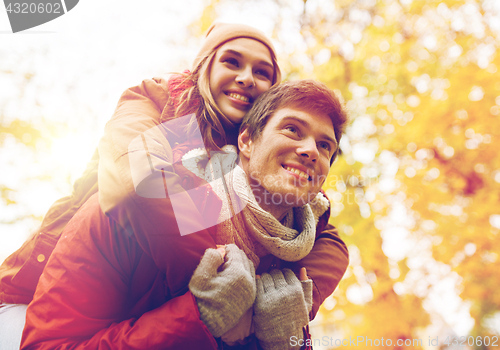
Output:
189,244,256,338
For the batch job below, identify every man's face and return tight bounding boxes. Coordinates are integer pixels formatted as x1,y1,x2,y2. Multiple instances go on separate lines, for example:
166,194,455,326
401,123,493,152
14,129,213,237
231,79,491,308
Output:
239,107,337,212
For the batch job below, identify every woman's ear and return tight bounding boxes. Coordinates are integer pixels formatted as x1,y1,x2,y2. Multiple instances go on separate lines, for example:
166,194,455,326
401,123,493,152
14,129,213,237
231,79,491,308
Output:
238,127,253,159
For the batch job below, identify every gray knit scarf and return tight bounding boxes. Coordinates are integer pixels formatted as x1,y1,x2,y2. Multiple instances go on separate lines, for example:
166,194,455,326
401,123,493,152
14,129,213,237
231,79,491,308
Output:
182,145,330,267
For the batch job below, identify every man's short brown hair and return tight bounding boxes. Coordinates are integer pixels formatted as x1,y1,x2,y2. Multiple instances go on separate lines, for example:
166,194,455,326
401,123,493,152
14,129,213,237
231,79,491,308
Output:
240,80,348,163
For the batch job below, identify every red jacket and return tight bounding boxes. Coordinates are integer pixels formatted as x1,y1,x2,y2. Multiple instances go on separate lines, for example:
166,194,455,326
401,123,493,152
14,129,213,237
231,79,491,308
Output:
21,193,218,350
20,189,330,349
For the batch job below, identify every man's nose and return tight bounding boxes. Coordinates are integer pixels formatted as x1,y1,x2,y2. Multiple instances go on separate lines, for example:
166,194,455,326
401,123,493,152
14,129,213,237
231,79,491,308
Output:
297,137,319,162
235,66,255,88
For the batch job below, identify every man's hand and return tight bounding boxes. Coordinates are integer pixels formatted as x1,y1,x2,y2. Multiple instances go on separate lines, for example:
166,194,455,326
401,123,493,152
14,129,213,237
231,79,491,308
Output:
189,244,256,338
253,268,312,350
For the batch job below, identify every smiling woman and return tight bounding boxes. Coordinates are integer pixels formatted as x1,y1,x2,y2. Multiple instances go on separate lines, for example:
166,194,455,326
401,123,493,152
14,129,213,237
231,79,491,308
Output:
209,38,275,126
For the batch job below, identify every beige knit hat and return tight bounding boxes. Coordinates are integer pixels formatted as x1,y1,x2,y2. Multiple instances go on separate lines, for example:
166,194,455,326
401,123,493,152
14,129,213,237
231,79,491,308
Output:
192,22,282,84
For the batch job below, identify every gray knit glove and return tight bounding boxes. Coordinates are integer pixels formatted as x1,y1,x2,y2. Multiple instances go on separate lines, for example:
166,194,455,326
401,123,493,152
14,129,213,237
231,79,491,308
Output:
189,244,256,337
253,269,310,350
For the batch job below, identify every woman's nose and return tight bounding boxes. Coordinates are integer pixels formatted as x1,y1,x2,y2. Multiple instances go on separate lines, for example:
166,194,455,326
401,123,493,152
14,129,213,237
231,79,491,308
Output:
235,66,255,88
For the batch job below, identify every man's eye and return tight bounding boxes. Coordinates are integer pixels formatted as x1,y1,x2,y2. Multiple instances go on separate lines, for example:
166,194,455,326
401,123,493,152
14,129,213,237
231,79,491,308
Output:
319,142,331,151
285,126,298,134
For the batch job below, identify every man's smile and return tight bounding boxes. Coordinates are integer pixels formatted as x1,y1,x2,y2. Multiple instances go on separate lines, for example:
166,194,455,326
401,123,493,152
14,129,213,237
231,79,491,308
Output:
282,164,312,181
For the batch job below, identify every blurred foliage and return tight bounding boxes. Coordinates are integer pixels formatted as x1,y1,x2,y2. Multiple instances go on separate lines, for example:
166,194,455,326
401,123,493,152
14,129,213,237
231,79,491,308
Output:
0,65,80,227
197,0,499,348
0,120,42,148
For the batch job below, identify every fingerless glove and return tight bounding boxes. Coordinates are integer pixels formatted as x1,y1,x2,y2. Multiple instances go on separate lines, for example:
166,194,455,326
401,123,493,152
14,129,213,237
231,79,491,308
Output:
189,244,256,337
253,269,311,350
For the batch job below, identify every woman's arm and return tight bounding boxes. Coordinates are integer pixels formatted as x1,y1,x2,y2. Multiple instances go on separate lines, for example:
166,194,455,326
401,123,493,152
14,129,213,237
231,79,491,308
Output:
97,78,218,295
22,293,217,350
21,194,218,350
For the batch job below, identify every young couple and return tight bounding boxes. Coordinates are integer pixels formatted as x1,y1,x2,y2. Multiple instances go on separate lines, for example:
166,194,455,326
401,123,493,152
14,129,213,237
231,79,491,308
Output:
0,23,349,349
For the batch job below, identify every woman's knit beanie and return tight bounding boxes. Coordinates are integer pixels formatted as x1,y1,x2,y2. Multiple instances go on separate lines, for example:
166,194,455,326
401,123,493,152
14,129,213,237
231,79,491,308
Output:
192,22,282,84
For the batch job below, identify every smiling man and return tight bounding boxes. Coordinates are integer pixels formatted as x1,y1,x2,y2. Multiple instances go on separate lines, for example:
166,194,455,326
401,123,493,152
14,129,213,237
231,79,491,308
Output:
238,80,345,218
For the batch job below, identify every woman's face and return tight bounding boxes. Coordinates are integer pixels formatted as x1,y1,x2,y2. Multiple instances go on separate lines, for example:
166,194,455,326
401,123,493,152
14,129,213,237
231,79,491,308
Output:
209,38,275,126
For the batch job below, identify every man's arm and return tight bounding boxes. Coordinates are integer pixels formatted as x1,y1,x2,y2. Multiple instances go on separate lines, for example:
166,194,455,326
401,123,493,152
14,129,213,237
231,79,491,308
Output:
283,223,349,319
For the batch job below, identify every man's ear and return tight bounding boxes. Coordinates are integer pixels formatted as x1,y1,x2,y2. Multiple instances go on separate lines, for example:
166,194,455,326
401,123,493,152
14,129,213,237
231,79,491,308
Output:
238,127,253,159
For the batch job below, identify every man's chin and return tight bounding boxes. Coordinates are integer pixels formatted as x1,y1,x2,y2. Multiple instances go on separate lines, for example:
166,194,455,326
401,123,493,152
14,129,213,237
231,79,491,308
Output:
251,182,319,207
279,190,318,207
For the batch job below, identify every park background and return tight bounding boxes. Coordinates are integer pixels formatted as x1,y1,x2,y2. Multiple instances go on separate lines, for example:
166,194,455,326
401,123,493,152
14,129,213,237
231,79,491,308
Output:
1,0,499,349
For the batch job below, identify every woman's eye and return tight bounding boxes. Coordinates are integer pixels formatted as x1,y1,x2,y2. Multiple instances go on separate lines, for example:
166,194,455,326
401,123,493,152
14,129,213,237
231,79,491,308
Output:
224,58,239,67
255,69,271,80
